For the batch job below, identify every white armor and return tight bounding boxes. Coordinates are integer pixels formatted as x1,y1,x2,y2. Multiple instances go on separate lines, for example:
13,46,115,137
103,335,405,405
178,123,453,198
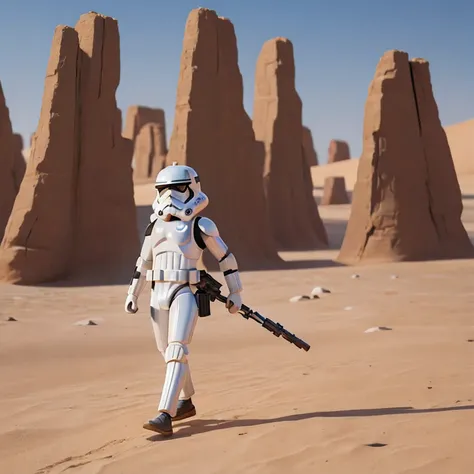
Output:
125,163,243,418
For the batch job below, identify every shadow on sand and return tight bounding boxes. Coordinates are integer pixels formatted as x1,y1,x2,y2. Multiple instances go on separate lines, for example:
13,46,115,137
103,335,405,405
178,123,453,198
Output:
147,404,474,441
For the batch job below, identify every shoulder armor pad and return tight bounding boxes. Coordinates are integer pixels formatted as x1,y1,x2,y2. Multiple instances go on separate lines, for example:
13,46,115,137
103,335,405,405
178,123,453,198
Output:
197,217,219,237
144,219,156,236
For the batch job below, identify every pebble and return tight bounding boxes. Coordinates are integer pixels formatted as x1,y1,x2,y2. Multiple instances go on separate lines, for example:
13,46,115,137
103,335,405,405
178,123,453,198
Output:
289,295,311,303
74,319,99,326
365,326,392,333
344,306,353,311
6,316,17,322
351,274,360,279
390,275,399,279
311,286,331,296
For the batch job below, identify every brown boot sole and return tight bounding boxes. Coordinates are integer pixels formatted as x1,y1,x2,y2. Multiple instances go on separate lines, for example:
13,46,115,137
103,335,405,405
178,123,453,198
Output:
172,407,196,422
142,421,173,437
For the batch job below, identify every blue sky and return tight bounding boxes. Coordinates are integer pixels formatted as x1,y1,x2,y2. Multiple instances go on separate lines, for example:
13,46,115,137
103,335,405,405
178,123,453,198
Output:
0,0,472,162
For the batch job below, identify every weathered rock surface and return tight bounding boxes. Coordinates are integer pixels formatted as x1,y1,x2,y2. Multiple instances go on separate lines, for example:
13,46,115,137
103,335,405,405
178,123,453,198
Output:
0,81,18,242
73,12,139,278
321,176,349,205
133,122,167,180
0,26,80,283
302,126,318,166
166,8,281,270
337,50,474,264
328,139,350,163
12,133,26,189
1,13,139,284
253,37,328,250
123,105,166,143
409,58,473,258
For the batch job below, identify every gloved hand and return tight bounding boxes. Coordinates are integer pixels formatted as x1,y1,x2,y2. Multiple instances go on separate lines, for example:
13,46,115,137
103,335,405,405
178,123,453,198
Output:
125,295,138,314
225,292,242,314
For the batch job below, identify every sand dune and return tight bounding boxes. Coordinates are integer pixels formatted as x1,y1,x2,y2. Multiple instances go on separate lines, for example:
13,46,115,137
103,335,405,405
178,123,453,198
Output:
444,119,474,176
1,174,473,473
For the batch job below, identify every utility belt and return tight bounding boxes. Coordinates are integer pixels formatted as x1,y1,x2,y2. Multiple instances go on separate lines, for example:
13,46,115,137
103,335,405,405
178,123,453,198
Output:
146,268,201,284
146,268,212,318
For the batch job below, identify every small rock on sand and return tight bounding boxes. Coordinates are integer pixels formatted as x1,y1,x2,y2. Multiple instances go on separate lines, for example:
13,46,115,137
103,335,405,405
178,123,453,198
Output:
6,316,17,322
311,286,331,296
74,319,99,326
289,295,311,302
365,326,392,333
351,274,360,279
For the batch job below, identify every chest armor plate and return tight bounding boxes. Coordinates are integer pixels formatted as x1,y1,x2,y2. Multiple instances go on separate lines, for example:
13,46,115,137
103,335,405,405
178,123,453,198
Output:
150,217,202,267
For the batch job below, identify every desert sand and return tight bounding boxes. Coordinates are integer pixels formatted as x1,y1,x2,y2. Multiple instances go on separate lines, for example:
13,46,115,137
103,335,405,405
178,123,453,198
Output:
1,172,473,473
1,6,473,473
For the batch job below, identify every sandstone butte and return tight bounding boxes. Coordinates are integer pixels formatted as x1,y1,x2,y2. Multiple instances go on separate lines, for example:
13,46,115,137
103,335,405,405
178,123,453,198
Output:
337,50,474,264
0,81,21,242
321,176,349,205
302,126,318,166
165,8,282,270
123,105,166,143
253,37,328,250
327,139,350,164
133,122,167,180
0,13,139,284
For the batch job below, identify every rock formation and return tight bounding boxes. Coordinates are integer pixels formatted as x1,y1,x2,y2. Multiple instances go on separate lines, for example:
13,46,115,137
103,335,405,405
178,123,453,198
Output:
321,176,349,205
72,12,138,278
12,133,26,189
328,139,350,163
123,105,166,143
133,122,167,180
337,50,473,264
302,126,318,166
166,8,282,269
0,26,80,283
252,37,328,250
13,133,23,150
0,13,139,284
0,81,17,242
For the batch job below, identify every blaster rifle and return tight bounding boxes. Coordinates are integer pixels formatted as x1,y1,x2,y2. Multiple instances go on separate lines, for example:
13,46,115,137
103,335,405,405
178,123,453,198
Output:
195,271,310,352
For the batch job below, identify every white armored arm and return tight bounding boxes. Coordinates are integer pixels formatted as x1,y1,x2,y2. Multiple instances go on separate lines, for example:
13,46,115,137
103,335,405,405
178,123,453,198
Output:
196,217,243,302
127,220,155,302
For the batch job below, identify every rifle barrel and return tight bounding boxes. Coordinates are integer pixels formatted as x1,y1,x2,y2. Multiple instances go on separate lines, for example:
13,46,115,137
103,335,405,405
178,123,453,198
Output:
221,296,310,351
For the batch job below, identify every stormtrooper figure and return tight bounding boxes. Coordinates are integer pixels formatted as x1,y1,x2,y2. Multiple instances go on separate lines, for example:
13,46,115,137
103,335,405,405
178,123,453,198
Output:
124,162,243,437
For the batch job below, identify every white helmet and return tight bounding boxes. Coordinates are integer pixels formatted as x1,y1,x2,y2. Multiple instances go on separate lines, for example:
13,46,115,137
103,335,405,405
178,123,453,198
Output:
152,162,209,221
